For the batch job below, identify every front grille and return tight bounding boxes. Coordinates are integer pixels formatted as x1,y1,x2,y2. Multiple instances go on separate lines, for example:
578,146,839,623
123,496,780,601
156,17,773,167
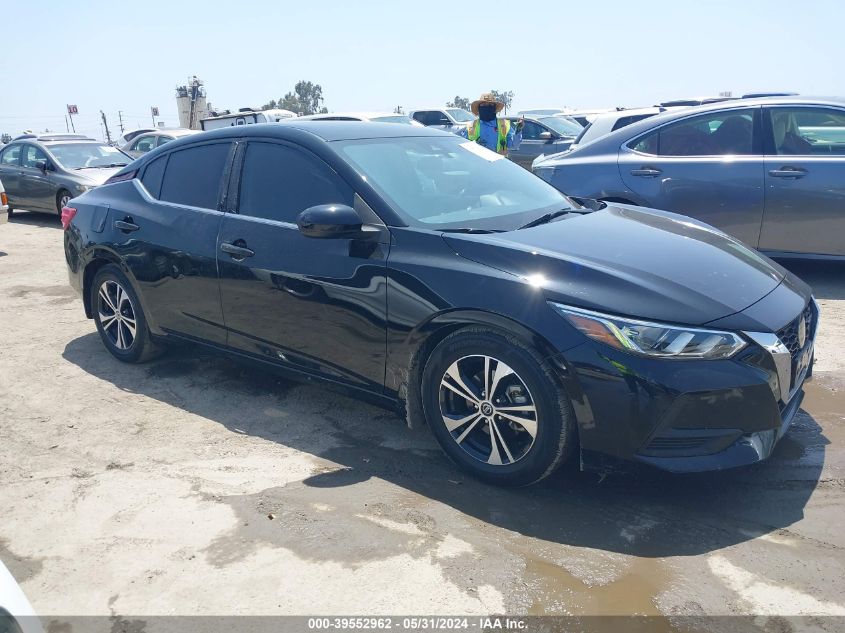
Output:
776,301,817,392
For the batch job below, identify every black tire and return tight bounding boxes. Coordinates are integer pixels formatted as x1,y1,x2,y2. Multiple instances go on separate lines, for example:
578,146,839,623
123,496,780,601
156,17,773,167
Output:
57,189,72,215
421,326,576,486
90,264,161,363
6,206,13,218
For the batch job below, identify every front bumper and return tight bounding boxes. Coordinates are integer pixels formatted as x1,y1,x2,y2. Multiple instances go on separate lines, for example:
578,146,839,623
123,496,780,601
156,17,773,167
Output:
0,204,8,225
556,300,818,474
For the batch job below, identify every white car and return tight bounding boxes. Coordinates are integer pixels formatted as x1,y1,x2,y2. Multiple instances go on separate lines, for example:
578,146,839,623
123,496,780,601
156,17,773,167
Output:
296,111,424,126
0,560,42,633
560,108,617,127
569,106,677,150
0,178,8,225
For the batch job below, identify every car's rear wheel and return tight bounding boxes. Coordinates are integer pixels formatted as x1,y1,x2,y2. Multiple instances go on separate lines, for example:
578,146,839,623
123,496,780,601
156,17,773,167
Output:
57,190,71,215
421,327,576,486
91,264,161,363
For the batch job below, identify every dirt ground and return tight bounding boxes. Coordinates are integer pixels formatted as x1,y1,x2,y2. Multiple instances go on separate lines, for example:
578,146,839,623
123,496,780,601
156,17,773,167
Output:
1,214,843,629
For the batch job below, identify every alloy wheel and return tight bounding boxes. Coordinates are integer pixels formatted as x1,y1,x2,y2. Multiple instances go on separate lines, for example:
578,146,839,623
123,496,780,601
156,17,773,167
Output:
97,280,137,351
438,355,538,465
59,193,71,210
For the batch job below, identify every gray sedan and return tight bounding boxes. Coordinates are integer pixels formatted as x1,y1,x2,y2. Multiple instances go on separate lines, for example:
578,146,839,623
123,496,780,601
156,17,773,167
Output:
533,96,845,258
504,115,582,169
0,134,132,217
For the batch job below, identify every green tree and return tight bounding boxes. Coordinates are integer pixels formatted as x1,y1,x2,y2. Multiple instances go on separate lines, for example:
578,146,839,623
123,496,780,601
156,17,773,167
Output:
446,96,471,110
262,80,328,115
490,90,514,114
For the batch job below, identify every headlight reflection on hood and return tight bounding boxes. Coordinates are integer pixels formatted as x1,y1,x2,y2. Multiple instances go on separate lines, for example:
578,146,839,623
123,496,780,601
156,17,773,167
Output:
550,303,746,360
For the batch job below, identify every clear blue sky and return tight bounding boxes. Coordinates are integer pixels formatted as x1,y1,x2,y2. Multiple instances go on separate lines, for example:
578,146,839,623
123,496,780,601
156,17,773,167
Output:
0,0,841,141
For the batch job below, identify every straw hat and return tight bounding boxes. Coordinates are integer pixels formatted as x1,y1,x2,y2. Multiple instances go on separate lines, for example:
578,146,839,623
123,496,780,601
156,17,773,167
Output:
470,92,504,116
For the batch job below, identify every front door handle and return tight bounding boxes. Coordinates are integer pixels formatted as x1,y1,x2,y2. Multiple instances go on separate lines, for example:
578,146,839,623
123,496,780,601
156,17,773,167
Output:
769,167,807,179
114,219,140,233
220,241,255,259
630,167,662,177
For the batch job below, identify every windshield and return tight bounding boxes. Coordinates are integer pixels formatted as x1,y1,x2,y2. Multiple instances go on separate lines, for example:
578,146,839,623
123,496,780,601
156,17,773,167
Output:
371,115,416,125
539,116,583,136
336,136,569,231
446,109,475,123
48,143,131,169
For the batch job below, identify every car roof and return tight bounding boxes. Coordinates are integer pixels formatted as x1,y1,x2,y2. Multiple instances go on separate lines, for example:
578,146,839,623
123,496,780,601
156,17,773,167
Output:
298,111,409,120
166,121,449,144
539,95,845,163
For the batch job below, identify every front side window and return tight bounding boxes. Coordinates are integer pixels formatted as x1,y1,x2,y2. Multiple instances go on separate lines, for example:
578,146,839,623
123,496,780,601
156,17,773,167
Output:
133,136,157,153
520,121,545,140
631,109,755,156
769,107,845,155
159,143,231,210
0,145,21,166
157,136,175,147
48,143,131,169
22,145,48,168
336,136,568,231
238,142,352,224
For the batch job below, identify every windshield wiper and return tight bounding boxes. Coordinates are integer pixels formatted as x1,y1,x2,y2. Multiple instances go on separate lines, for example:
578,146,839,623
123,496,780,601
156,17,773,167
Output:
75,163,129,170
518,208,586,230
440,227,506,234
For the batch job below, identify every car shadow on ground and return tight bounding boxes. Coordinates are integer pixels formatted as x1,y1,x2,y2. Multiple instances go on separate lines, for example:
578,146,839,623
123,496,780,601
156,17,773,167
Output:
62,332,828,560
6,210,62,229
777,259,845,300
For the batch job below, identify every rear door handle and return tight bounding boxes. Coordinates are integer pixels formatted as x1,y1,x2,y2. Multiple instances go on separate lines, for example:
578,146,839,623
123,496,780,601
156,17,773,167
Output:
630,167,662,177
220,241,255,259
769,167,807,179
114,220,140,232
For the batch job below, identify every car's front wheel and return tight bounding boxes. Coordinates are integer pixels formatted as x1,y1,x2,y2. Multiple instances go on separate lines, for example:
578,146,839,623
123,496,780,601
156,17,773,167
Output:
91,264,161,363
421,327,576,486
57,189,71,215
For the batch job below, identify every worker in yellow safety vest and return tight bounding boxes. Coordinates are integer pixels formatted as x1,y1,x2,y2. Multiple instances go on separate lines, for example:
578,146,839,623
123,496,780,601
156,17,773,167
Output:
458,92,524,156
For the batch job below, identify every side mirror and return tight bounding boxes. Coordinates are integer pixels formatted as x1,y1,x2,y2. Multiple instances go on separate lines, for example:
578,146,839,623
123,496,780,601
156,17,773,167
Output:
539,131,553,141
297,204,364,239
34,159,48,172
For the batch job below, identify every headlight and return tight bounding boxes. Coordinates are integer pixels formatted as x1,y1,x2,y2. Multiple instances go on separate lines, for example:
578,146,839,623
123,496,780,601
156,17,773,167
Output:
550,303,746,360
75,184,92,193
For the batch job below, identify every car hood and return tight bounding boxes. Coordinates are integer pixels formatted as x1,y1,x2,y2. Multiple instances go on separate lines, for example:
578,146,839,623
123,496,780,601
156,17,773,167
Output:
74,166,123,185
442,204,786,326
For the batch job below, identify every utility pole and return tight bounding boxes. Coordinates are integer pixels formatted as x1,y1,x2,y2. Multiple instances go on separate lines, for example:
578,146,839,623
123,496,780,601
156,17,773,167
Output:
100,110,112,144
117,111,125,134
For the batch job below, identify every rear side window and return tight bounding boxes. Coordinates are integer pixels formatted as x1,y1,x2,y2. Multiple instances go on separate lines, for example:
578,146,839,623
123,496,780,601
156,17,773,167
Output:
611,113,656,132
0,145,21,165
238,142,352,223
631,109,755,156
159,143,231,210
140,154,168,198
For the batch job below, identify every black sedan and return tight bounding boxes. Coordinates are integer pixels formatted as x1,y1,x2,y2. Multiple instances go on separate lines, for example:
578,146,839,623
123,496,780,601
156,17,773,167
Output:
64,122,817,485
